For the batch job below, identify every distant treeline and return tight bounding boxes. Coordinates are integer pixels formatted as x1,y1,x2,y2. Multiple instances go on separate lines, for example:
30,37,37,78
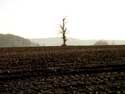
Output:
0,34,39,47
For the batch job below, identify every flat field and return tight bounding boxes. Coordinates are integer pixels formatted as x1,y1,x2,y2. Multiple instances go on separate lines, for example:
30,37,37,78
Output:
0,45,125,93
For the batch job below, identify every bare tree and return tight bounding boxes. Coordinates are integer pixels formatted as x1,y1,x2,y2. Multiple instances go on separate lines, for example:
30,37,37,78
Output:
60,18,67,46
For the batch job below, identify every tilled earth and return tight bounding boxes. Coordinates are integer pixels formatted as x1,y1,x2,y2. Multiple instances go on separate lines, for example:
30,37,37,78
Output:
0,46,125,94
0,71,124,94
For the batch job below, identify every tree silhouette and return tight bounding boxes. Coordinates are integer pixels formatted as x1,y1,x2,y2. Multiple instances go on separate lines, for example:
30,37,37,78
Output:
60,18,67,46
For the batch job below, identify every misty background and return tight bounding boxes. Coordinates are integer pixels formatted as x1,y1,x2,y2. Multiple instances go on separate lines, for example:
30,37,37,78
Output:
0,0,125,47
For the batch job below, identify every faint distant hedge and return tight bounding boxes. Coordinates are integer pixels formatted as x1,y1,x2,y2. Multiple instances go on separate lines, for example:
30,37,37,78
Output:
94,40,109,45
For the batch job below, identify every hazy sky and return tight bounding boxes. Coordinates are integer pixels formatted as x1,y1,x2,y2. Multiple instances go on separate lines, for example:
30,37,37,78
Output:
0,0,125,40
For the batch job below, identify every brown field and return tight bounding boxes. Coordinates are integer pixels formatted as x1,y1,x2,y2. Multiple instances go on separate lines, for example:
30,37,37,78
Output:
0,45,125,93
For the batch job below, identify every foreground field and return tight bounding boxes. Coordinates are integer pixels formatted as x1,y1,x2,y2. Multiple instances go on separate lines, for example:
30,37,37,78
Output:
0,72,125,94
0,45,125,93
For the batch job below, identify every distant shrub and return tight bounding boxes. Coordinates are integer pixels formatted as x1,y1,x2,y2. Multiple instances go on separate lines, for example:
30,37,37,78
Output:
94,40,109,45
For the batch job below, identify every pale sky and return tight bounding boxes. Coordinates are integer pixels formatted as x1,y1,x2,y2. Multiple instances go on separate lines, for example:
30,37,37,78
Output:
0,0,125,40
